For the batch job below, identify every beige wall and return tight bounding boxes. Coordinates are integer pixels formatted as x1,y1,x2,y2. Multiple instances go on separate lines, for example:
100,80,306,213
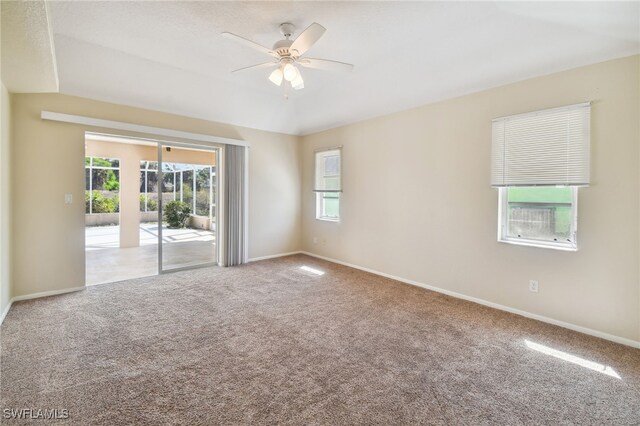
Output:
302,55,640,343
11,93,301,297
242,127,302,258
0,82,11,315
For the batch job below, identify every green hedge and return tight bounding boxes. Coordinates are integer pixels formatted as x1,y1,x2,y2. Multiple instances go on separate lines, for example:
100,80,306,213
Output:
140,194,158,212
85,191,119,213
164,200,191,228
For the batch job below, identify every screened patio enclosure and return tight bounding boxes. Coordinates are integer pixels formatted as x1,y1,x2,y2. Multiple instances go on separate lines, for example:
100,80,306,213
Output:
84,135,219,285
140,161,217,231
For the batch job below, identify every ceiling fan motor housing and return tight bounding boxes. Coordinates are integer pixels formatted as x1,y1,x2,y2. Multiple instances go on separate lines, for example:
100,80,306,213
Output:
279,23,295,38
272,39,294,57
274,23,296,57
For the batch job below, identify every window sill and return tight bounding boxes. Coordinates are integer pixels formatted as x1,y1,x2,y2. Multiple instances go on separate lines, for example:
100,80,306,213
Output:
499,238,577,252
316,217,340,223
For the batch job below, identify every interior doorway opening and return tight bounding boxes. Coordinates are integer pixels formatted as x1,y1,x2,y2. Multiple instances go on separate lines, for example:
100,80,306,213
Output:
84,133,219,286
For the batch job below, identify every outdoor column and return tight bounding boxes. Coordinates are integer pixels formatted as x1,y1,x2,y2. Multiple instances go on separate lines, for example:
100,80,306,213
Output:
119,156,140,248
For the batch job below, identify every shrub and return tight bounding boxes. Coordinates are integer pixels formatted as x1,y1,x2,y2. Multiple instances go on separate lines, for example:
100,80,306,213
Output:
195,190,210,216
86,191,118,213
182,185,193,204
85,191,91,213
139,194,158,212
164,200,191,228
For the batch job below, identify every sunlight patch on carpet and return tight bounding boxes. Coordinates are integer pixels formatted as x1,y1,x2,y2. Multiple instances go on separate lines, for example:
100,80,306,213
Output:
525,340,621,379
300,265,325,276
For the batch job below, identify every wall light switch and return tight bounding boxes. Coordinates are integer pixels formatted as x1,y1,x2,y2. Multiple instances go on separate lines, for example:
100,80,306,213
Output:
64,194,73,204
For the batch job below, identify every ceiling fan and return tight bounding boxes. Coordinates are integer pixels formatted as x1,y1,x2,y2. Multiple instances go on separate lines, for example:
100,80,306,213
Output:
222,22,353,91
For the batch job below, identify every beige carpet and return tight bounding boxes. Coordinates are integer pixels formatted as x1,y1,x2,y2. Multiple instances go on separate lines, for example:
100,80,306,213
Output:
1,254,638,425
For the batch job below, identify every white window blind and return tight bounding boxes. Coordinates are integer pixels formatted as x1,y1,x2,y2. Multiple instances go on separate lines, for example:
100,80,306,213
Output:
491,102,591,187
314,148,342,193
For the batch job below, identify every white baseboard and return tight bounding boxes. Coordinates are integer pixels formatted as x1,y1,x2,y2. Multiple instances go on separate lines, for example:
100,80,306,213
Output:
11,286,85,303
3,254,638,350
1,254,306,323
300,251,640,349
0,286,86,326
0,300,12,326
248,251,302,263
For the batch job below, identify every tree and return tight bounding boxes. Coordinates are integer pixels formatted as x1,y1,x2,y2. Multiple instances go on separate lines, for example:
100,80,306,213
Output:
91,158,120,191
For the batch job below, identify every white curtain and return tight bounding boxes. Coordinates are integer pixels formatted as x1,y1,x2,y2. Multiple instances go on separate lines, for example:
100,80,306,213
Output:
223,145,247,266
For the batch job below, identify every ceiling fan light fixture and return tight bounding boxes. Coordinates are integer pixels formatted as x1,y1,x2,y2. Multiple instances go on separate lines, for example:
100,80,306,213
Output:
291,74,304,90
269,68,283,86
283,63,299,82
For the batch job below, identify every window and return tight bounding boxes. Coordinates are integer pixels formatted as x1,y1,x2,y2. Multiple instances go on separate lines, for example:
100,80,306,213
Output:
85,157,120,214
492,102,590,250
314,148,341,221
499,186,577,250
150,162,215,218
139,161,158,212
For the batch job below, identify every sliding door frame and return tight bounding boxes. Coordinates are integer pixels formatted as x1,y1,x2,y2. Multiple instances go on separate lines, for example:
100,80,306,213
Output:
83,131,227,277
157,141,221,274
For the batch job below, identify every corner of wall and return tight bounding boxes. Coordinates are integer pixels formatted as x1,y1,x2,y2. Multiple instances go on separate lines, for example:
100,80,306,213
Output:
296,134,305,253
297,56,640,344
0,81,13,320
637,57,640,344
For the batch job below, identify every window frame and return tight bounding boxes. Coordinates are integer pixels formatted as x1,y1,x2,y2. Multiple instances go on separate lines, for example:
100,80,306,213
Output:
497,186,578,251
316,192,340,222
314,147,342,222
85,156,121,215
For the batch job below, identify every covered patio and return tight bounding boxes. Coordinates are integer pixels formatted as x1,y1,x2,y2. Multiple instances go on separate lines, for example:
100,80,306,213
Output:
86,224,216,285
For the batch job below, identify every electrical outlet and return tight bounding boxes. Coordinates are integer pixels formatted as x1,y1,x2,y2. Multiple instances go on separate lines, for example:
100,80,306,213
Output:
64,194,73,204
312,237,318,244
529,280,539,293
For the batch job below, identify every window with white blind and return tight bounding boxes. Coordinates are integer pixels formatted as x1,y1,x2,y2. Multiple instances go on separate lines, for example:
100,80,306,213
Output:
492,103,590,250
314,148,341,221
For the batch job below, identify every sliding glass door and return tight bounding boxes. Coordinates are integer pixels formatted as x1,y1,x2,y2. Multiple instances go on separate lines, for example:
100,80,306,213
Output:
158,142,218,272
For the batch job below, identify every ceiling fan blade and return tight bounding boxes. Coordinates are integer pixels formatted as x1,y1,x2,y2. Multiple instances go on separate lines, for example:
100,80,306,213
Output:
298,58,354,72
289,23,326,57
222,32,279,58
231,62,278,73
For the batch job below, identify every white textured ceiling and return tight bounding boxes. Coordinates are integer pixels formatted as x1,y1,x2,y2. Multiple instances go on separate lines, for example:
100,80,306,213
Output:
1,0,58,92
42,1,640,135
